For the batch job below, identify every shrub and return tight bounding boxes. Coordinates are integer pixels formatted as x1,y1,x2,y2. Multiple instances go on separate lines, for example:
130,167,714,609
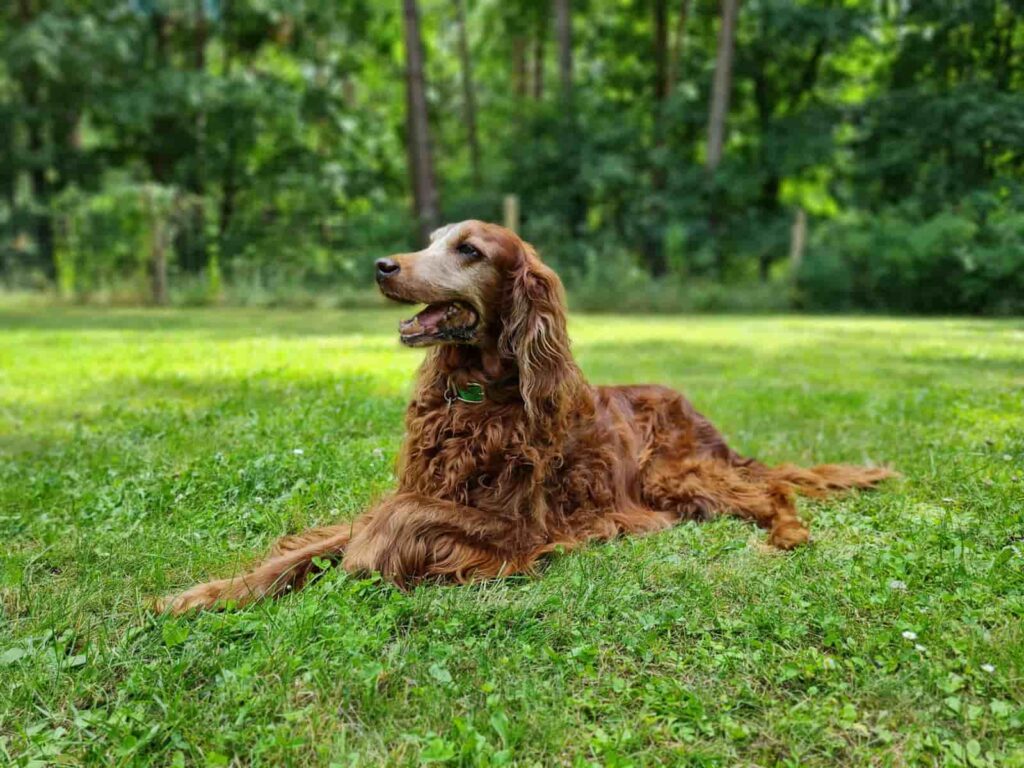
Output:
797,197,1024,314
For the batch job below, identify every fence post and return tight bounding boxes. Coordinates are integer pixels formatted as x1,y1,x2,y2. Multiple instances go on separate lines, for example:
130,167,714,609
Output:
503,194,520,233
145,186,170,306
789,207,806,273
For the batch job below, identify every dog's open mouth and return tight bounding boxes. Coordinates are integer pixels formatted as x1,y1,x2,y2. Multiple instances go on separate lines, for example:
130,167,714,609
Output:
399,301,479,346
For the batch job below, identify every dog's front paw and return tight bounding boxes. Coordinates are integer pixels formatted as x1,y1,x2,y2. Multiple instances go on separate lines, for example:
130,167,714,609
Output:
153,579,232,615
769,522,810,550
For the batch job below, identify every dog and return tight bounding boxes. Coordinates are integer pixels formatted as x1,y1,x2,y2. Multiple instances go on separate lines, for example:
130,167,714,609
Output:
158,220,893,613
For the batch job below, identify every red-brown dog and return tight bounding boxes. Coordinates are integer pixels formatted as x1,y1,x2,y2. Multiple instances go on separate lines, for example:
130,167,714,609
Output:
159,220,893,613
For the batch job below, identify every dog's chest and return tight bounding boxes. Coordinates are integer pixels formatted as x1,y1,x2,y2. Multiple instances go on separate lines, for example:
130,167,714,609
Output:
399,403,536,504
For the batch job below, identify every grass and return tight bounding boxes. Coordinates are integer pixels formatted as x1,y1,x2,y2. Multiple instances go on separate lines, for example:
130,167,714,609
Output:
0,306,1022,767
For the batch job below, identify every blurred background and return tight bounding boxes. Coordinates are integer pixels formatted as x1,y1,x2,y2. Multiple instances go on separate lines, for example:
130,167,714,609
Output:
0,0,1021,314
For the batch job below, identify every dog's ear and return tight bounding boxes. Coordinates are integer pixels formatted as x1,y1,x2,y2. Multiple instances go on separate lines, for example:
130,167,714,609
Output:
498,243,582,425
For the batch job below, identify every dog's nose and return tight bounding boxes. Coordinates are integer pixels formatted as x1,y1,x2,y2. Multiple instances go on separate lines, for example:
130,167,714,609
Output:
375,257,400,281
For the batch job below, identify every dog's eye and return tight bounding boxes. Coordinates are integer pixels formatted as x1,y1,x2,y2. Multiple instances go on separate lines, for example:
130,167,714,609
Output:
457,242,482,260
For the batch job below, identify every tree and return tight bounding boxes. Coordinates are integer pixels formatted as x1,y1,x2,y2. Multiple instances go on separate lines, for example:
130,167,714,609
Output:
647,0,671,277
554,0,572,104
703,0,740,277
533,5,546,101
453,0,482,187
706,0,739,174
653,0,669,105
667,0,692,93
402,0,440,244
1,0,1020,313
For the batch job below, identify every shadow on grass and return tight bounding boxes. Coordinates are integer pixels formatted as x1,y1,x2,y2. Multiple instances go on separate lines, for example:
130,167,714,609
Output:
580,337,1022,390
897,354,1024,374
0,368,411,454
0,306,398,338
3,305,1022,339
4,329,1019,456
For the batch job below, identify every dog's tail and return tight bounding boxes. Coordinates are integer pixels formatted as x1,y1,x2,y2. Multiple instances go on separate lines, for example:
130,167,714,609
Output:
766,463,898,497
155,524,353,615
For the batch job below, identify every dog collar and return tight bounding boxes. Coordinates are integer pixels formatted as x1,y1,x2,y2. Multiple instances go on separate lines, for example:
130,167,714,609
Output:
446,381,485,405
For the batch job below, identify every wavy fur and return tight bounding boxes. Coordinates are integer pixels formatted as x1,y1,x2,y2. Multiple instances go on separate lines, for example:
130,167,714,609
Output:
158,222,896,614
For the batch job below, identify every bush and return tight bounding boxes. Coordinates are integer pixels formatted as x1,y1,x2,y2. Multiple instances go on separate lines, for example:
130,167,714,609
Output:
565,241,791,314
797,198,1024,314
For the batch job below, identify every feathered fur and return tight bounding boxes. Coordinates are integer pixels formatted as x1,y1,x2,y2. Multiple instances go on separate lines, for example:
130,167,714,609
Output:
158,222,895,614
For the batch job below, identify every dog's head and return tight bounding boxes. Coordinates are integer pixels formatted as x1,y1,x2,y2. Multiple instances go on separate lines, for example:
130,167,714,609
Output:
376,220,579,419
375,220,559,347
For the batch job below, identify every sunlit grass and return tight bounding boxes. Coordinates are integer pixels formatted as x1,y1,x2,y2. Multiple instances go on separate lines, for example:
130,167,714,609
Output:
1,307,1022,766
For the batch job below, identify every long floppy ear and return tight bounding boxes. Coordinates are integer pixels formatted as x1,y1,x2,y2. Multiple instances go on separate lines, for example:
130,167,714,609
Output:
498,244,583,425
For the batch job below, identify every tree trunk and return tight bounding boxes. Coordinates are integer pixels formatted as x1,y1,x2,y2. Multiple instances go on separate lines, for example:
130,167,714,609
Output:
705,0,739,174
146,11,174,184
453,0,482,186
667,0,692,93
146,188,170,306
0,118,15,258
150,228,169,305
402,0,441,244
18,0,55,278
513,36,528,99
554,0,572,104
532,11,546,101
187,0,209,272
25,97,54,277
219,0,238,244
653,0,669,104
647,0,670,277
705,0,740,279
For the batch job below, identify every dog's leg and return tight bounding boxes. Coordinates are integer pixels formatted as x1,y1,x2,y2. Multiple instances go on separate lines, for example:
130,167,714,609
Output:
762,463,897,497
156,525,355,614
157,494,528,613
342,493,530,586
264,524,355,559
642,457,810,549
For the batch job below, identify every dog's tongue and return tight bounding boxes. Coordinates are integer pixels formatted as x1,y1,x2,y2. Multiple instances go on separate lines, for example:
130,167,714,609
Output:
400,302,478,339
400,303,450,336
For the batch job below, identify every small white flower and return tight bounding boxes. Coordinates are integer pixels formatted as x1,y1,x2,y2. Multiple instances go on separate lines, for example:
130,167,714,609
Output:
981,664,995,673
292,448,304,456
371,448,385,460
915,644,927,652
888,579,908,591
1003,455,1013,461
902,630,918,641
942,498,955,503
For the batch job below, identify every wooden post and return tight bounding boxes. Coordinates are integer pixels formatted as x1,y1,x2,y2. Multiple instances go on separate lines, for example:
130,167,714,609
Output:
144,186,170,306
789,207,806,272
503,194,520,233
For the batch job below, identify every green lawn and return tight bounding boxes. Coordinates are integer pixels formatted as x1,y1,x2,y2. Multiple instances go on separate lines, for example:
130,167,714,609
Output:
1,307,1022,767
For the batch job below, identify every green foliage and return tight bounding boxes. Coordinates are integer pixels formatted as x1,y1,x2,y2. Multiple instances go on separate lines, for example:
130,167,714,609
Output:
1,308,1022,764
50,182,181,301
798,193,1024,314
0,1,1021,312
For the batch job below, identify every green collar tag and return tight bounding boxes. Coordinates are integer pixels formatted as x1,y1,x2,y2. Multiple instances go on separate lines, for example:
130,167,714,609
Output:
455,382,485,404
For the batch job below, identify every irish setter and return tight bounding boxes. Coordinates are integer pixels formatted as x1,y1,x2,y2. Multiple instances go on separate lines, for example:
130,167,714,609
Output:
158,220,893,613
